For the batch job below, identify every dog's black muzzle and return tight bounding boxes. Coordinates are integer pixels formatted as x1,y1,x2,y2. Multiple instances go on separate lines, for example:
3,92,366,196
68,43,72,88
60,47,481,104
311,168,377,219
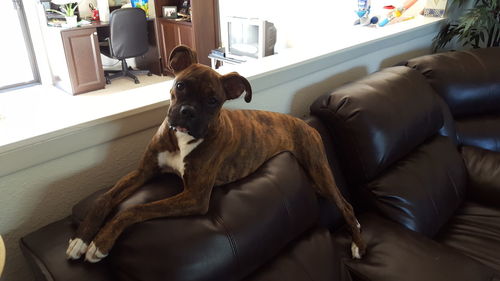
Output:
167,104,206,139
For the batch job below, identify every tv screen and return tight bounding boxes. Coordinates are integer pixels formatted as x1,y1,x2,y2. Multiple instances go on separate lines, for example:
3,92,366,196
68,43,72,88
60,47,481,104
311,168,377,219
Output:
226,17,276,59
228,21,260,58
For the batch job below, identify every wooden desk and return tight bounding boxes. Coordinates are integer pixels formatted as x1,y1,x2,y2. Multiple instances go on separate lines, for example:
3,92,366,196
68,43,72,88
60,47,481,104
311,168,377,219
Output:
0,235,5,277
47,20,161,95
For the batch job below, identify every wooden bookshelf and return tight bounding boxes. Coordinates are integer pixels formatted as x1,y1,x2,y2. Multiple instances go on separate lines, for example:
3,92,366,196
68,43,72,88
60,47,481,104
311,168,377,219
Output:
153,0,219,75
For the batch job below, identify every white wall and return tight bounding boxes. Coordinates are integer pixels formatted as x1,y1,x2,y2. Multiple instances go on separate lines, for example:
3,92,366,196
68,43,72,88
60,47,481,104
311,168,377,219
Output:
224,29,436,118
1,3,441,280
0,127,158,281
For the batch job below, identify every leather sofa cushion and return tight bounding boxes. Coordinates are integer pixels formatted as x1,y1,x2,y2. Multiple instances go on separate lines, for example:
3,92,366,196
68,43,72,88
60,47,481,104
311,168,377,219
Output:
456,115,500,152
310,66,443,183
333,213,500,281
243,228,343,281
405,47,500,118
73,152,322,281
366,135,467,237
436,201,500,274
461,146,500,205
20,217,116,281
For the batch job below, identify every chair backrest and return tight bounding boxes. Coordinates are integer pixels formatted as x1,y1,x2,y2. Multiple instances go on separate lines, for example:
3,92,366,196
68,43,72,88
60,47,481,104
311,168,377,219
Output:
109,8,149,59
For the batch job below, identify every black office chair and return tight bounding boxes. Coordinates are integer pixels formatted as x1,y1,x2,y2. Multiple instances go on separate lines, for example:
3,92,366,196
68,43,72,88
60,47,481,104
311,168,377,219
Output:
100,8,151,84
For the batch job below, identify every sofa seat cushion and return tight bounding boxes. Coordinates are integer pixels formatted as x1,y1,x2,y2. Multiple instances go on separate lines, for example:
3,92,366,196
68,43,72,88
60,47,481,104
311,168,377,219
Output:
73,152,322,281
436,201,500,273
456,115,500,152
333,213,499,281
461,145,500,206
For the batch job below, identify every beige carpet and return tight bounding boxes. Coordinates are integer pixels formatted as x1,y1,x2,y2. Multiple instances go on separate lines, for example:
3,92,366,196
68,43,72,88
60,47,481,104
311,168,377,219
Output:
85,74,173,96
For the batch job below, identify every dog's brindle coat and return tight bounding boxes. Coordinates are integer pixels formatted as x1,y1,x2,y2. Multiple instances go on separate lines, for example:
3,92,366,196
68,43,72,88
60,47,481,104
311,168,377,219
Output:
67,45,366,262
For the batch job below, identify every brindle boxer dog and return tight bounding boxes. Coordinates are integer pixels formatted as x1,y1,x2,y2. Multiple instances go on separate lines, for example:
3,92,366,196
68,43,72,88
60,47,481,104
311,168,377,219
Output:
67,45,366,262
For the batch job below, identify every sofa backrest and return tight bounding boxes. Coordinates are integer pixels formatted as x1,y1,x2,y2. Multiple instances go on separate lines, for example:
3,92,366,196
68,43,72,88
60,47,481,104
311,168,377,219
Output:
404,48,500,151
404,47,500,118
310,66,467,237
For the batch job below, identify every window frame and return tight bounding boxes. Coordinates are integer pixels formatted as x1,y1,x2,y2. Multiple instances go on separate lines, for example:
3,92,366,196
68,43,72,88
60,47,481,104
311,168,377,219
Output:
1,0,41,92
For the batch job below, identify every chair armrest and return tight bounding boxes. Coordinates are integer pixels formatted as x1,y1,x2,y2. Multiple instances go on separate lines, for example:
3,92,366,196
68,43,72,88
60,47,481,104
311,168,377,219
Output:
461,146,500,206
105,38,113,57
332,213,497,281
98,38,114,58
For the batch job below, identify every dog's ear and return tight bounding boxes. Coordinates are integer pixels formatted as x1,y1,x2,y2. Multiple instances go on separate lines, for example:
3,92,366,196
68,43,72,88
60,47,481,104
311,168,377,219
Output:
221,72,252,103
168,45,198,75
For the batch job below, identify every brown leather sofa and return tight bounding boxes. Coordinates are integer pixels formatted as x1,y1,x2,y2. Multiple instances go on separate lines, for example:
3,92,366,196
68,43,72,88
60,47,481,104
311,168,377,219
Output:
310,47,500,281
21,153,346,281
20,47,500,281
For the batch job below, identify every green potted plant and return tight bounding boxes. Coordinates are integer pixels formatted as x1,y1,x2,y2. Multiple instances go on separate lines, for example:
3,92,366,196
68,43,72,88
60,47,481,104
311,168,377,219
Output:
48,0,79,27
433,0,500,50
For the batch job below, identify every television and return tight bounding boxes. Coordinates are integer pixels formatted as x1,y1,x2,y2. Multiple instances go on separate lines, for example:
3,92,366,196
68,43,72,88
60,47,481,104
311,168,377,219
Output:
226,17,277,59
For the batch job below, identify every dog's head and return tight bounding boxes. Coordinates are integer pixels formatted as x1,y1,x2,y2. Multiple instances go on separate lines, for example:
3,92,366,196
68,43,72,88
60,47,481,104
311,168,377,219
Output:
166,45,252,139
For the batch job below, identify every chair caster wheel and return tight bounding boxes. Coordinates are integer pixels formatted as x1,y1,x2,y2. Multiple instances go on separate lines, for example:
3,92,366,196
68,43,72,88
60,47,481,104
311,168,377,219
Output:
134,79,140,84
106,78,111,84
147,72,152,76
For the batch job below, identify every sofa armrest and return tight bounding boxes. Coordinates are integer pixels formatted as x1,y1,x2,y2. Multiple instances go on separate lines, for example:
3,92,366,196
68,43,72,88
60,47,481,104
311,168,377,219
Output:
461,146,500,206
20,217,115,281
332,213,498,281
72,152,322,281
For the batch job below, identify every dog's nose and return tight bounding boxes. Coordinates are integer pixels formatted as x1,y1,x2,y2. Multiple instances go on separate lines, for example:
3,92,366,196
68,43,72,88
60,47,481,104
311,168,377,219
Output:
179,105,196,119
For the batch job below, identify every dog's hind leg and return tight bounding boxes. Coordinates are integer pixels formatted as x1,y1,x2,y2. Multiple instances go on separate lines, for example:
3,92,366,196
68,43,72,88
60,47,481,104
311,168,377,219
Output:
295,130,366,259
310,160,365,258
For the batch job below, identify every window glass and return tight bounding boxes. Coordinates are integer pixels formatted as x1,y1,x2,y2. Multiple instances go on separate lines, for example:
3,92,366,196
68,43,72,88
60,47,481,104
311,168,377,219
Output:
0,0,39,92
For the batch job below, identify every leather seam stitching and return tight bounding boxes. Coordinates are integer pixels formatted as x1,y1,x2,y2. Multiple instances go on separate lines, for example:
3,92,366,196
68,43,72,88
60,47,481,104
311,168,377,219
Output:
213,213,242,272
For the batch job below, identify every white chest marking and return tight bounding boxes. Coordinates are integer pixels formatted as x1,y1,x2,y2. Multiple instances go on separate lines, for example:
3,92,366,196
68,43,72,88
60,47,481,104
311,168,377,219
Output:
157,131,203,177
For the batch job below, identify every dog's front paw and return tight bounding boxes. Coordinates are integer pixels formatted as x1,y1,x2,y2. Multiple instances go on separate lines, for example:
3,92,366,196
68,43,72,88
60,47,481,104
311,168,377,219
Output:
66,238,88,260
85,242,108,263
351,242,362,259
356,219,361,230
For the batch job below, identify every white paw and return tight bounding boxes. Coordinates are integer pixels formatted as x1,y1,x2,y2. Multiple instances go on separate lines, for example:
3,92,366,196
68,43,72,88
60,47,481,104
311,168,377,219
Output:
85,242,108,263
66,238,88,259
356,219,361,230
351,242,361,259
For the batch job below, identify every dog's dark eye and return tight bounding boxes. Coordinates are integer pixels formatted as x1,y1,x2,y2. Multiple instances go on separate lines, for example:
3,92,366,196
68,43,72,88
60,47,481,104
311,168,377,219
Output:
207,97,218,106
176,81,185,91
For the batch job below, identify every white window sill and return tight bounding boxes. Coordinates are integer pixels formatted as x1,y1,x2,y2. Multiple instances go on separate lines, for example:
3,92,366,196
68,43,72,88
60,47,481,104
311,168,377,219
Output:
0,81,173,176
217,16,444,92
0,16,443,177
